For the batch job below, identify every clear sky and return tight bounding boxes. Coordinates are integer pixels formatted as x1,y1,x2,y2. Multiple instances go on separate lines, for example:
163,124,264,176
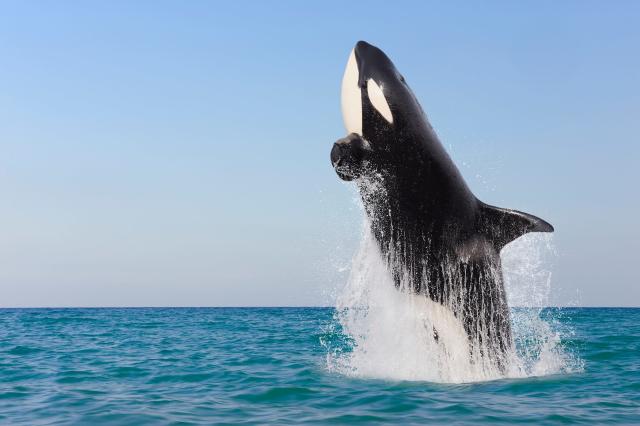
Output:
1,1,638,307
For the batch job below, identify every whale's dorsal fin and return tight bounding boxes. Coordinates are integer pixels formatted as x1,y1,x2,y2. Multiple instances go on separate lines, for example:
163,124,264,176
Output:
478,202,554,250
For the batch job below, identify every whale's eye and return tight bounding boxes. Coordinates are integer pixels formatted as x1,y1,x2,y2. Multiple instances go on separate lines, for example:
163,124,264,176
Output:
367,79,393,124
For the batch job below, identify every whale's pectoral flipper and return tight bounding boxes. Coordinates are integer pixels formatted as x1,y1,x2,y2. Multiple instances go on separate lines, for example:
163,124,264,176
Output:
479,203,554,250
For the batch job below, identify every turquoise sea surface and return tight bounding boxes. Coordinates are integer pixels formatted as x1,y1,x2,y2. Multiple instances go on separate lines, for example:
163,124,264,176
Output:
0,307,638,424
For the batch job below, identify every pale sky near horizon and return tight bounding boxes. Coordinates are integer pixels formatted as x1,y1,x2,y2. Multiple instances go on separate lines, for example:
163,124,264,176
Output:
1,1,638,307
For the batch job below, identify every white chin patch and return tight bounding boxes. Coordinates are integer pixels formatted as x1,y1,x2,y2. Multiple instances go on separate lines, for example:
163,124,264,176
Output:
341,49,362,135
367,78,393,124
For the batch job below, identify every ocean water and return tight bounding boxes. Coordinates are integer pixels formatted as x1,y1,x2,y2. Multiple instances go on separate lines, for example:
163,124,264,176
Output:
0,307,638,424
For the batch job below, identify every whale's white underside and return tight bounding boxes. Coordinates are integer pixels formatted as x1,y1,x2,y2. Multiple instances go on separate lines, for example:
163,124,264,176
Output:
341,49,362,135
341,49,393,136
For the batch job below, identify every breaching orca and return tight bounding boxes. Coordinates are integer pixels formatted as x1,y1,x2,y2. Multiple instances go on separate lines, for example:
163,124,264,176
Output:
330,41,553,368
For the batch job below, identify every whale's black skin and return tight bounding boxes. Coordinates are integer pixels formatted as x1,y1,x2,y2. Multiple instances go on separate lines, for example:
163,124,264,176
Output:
331,41,553,366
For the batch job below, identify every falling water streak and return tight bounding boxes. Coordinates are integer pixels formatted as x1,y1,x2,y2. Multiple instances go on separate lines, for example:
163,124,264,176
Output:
502,234,584,377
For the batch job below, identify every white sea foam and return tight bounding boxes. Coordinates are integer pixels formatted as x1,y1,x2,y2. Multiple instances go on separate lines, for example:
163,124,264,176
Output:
326,221,582,383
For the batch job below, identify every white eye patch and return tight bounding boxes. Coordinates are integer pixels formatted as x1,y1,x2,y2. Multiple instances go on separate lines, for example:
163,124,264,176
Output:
367,78,393,124
341,49,363,135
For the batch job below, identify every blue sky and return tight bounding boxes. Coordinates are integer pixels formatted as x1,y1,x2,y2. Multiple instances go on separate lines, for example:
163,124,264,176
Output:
1,1,638,306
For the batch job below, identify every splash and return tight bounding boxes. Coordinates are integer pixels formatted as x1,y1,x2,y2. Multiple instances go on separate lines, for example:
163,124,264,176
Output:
503,234,583,378
326,223,582,383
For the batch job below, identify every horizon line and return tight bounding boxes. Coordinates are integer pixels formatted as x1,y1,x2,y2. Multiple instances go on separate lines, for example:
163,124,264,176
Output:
0,305,638,309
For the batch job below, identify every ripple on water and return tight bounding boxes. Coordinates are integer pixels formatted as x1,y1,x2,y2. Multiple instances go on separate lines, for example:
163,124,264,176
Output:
236,386,318,403
7,346,43,356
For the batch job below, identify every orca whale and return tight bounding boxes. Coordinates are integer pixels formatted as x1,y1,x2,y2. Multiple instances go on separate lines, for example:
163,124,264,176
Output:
330,41,553,368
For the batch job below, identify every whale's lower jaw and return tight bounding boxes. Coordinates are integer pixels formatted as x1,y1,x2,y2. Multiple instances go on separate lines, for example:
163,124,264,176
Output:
341,49,362,136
